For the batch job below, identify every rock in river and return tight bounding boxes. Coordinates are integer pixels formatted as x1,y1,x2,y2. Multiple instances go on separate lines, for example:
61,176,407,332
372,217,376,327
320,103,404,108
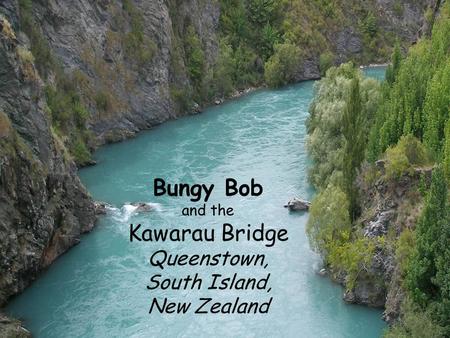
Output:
130,202,156,212
284,198,311,211
94,201,109,215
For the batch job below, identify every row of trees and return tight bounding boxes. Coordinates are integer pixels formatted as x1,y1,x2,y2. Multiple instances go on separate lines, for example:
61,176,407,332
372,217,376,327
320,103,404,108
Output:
306,3,450,336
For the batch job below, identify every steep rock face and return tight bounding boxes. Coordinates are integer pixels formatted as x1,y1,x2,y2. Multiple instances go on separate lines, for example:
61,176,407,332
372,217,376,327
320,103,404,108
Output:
295,0,432,80
374,0,432,41
0,15,95,306
342,164,430,319
5,1,431,144
15,0,220,144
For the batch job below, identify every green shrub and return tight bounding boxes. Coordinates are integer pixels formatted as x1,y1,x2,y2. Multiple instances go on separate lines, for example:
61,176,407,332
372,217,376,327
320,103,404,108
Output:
328,237,376,290
306,184,351,259
384,135,431,179
264,42,301,87
19,0,55,76
94,90,113,115
184,25,206,97
396,229,416,276
212,40,235,97
361,12,378,38
393,1,403,17
246,0,277,25
384,300,445,338
259,23,280,60
319,52,334,77
232,45,260,87
170,86,192,114
122,0,156,65
0,111,12,138
71,138,92,166
385,145,413,179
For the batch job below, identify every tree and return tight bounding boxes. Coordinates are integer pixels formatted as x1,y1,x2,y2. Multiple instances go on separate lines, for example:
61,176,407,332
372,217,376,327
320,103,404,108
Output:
342,77,365,220
385,43,402,85
213,40,235,97
423,61,450,155
306,185,351,260
184,25,205,90
264,42,301,87
407,167,450,331
444,120,450,183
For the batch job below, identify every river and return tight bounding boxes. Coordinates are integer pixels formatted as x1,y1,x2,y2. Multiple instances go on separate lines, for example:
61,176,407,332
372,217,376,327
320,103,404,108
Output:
7,68,387,337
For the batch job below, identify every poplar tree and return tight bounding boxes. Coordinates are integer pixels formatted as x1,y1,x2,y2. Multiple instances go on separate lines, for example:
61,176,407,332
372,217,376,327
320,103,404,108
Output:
385,43,402,85
343,77,365,220
407,167,450,330
444,120,450,182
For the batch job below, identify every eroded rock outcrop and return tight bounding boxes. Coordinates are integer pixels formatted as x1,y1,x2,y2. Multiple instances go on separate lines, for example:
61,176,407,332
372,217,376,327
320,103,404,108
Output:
13,0,220,145
0,15,95,307
340,165,430,319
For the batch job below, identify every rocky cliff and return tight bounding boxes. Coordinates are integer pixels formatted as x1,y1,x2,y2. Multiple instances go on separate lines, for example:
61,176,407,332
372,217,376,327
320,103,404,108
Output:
11,0,220,145
0,9,95,311
0,9,95,336
340,162,433,322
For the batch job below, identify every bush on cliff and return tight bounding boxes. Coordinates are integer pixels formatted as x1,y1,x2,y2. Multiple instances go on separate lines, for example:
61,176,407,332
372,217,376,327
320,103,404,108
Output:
384,135,432,180
264,42,301,87
306,184,351,261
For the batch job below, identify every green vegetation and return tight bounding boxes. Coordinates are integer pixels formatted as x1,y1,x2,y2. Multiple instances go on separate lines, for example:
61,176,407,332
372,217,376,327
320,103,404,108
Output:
306,184,351,260
367,5,450,159
342,77,365,220
0,111,12,138
319,52,334,77
306,63,380,189
122,0,157,65
18,0,55,77
406,167,450,332
306,3,450,336
384,135,431,180
328,237,376,290
384,299,445,338
307,183,376,291
264,43,301,87
184,25,206,100
18,0,93,165
385,44,402,85
395,229,415,276
444,121,450,182
212,0,402,94
17,0,160,165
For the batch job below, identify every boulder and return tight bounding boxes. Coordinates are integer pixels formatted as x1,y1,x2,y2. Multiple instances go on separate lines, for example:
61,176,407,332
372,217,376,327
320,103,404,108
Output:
318,268,327,277
130,202,155,212
93,201,109,215
284,197,311,211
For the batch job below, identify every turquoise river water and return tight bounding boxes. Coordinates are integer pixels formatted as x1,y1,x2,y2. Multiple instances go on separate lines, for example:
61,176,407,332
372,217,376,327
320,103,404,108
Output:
7,68,386,337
